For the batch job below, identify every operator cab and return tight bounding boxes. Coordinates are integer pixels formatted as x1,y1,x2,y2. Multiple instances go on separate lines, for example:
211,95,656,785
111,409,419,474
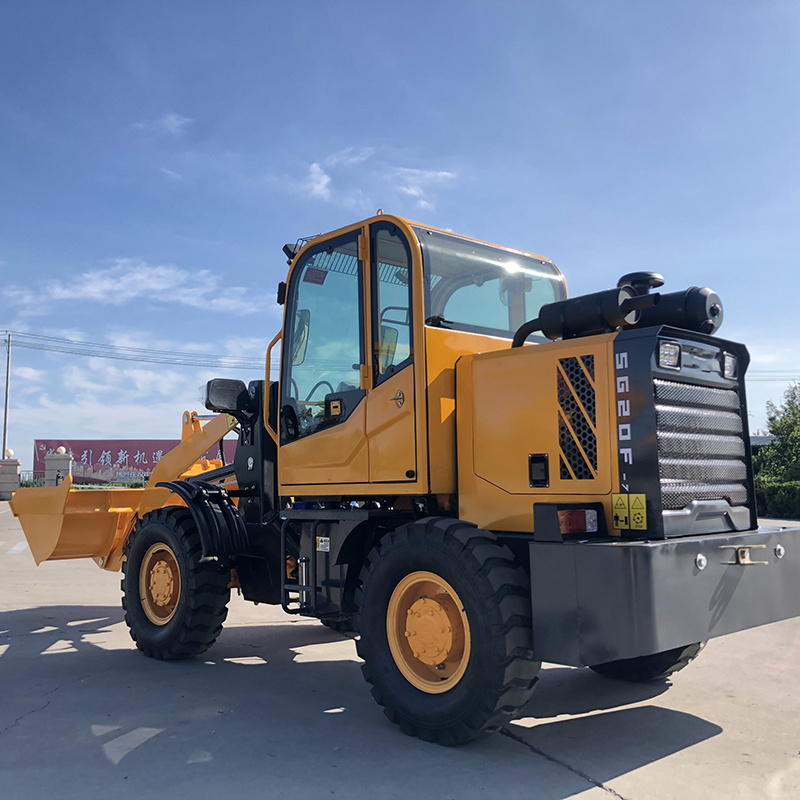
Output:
276,214,565,494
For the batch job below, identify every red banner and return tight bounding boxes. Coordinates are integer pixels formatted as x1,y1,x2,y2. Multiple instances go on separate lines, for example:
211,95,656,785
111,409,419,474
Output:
34,439,237,483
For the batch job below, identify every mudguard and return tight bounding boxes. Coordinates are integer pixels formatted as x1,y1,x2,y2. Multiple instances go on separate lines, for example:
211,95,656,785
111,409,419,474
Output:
155,479,249,557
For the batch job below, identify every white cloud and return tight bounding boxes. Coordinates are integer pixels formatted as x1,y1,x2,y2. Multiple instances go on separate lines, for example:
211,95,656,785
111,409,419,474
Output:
4,261,268,317
104,331,193,354
398,185,434,211
162,143,455,216
287,149,458,215
391,167,457,212
6,353,266,468
133,113,192,136
392,168,457,183
62,361,189,399
307,163,332,200
160,113,191,134
221,336,274,358
12,366,44,382
324,147,376,168
9,393,192,463
43,327,88,341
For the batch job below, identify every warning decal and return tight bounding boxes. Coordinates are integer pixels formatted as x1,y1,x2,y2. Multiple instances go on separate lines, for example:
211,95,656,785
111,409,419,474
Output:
612,494,630,529
612,493,647,531
629,494,647,530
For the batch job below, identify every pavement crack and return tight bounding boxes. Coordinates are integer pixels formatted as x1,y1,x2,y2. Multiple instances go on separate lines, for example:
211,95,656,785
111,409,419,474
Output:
0,693,55,736
500,727,632,800
0,662,116,737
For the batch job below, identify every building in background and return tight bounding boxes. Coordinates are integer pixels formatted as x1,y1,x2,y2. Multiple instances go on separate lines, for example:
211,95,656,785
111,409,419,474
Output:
34,439,236,483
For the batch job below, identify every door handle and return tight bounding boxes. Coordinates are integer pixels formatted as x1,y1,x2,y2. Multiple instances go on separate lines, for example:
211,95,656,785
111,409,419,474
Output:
390,390,405,408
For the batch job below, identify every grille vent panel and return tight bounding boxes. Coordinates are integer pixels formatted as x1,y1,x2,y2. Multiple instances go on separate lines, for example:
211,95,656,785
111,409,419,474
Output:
655,379,748,511
658,431,745,459
655,406,743,435
558,356,597,480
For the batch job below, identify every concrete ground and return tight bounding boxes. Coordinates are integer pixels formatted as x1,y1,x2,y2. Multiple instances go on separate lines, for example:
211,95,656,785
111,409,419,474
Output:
1,501,799,800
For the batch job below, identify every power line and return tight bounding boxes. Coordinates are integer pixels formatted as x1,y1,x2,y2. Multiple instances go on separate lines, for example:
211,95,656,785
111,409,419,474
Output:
1,330,796,378
1,331,274,456
746,373,800,383
3,330,266,370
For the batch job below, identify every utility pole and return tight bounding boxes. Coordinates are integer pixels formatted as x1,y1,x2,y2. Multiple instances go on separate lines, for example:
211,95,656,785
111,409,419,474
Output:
2,332,10,457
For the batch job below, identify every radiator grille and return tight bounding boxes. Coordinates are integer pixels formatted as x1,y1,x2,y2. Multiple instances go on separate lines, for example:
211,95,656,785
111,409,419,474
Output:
655,379,749,511
558,356,596,480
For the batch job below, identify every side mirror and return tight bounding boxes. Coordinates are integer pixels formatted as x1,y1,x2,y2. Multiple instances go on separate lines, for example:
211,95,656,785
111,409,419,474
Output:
205,379,253,415
292,308,311,366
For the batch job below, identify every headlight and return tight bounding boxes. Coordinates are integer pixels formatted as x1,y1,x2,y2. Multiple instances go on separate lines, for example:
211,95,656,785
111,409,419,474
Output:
658,340,682,370
723,352,737,380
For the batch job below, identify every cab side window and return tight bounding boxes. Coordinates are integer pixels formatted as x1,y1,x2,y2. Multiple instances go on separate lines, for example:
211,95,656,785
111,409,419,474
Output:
372,225,413,385
281,234,365,442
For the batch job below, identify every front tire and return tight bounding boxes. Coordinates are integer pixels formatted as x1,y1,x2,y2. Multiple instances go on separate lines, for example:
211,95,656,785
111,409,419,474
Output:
122,508,230,660
356,518,540,745
589,642,706,683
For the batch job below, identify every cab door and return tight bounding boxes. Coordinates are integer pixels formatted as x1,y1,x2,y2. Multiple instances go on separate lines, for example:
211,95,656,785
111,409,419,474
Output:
365,222,417,482
278,229,370,486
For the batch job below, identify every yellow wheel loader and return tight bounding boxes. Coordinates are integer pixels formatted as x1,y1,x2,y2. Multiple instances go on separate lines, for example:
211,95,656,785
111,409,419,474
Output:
11,213,800,744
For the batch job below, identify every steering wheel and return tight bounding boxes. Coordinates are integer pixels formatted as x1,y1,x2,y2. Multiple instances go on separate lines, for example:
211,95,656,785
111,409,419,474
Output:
304,380,335,402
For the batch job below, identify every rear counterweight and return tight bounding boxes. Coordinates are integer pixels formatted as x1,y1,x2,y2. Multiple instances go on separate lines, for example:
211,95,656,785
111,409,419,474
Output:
530,526,800,666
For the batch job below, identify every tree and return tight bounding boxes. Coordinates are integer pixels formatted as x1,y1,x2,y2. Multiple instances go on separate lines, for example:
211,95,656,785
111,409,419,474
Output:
753,382,800,482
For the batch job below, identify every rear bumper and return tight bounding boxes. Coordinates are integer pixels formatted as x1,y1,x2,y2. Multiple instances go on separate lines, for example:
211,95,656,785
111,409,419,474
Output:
530,526,800,666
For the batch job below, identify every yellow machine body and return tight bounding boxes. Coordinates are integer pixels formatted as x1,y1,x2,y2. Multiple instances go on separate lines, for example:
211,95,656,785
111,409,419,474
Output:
10,478,139,566
456,333,619,533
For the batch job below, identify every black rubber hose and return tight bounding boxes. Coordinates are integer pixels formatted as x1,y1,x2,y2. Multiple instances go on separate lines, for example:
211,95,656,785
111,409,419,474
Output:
511,318,542,348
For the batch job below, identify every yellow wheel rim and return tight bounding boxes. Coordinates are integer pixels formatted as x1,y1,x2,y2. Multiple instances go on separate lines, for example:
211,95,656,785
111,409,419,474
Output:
386,571,471,694
139,543,181,626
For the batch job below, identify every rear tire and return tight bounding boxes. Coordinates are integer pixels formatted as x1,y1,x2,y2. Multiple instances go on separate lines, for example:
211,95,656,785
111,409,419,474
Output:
320,616,356,635
356,517,540,745
122,508,230,660
589,642,706,683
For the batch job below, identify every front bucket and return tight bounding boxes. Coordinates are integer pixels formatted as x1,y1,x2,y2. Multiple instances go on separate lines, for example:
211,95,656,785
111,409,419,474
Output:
10,476,142,565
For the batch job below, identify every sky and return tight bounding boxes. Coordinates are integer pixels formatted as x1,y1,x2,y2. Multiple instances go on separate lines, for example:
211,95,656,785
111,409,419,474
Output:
1,1,799,470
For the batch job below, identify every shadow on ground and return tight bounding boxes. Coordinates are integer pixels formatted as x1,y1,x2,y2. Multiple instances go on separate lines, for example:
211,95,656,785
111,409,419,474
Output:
0,604,722,800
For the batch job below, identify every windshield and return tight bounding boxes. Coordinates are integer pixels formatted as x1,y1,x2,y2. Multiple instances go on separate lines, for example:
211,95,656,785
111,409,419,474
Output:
412,227,565,339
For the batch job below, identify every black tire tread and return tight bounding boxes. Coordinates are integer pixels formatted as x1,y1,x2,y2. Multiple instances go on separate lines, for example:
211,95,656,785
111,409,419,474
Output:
121,507,230,660
355,517,540,745
589,641,706,683
320,616,356,635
